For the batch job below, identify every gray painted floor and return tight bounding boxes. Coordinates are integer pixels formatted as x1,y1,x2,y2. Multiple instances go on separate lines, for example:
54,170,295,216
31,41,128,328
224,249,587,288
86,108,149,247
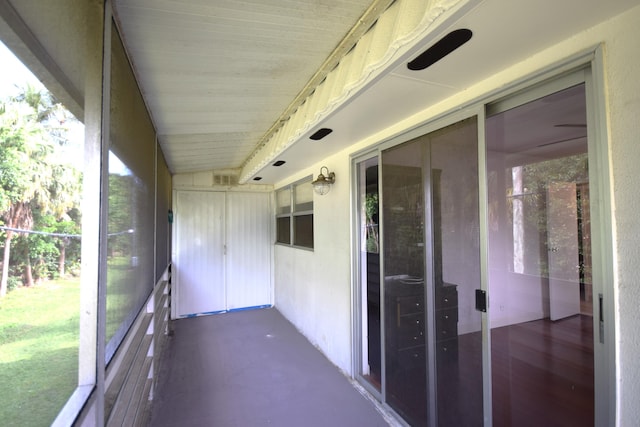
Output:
149,308,389,427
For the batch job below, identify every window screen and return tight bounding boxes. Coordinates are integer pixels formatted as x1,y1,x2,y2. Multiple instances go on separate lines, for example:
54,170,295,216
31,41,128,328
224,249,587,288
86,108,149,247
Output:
105,21,156,362
276,177,313,249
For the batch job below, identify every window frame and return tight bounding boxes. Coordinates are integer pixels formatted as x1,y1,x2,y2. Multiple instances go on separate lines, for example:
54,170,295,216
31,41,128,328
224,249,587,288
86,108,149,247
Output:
275,175,314,250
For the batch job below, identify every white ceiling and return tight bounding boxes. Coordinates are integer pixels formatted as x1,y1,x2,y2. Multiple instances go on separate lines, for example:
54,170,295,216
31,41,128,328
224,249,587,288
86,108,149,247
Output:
111,0,638,183
112,0,376,174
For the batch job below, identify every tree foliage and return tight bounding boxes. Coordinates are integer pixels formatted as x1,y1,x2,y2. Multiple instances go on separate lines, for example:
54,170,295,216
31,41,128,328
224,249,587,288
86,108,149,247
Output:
0,85,82,297
506,153,589,278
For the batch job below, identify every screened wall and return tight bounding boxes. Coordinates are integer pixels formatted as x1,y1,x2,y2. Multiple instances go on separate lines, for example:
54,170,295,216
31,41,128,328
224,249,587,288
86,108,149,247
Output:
106,20,162,361
156,148,172,282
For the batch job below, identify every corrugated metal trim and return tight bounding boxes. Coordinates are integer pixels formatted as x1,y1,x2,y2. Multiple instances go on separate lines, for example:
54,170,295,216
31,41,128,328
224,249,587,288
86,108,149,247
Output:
239,0,395,169
239,0,467,183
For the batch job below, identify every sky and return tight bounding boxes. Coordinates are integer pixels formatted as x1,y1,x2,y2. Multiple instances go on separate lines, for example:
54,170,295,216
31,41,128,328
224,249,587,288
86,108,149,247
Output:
0,41,45,97
0,41,134,176
1,40,85,169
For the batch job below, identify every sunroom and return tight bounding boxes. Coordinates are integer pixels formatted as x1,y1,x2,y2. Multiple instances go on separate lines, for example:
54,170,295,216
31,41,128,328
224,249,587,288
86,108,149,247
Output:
0,0,639,426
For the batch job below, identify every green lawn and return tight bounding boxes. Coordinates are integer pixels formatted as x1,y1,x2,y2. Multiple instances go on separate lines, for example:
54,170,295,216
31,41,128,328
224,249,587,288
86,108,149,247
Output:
0,278,80,427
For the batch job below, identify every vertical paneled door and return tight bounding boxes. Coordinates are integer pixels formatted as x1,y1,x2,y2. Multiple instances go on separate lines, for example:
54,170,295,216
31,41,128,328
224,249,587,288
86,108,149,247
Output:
174,190,272,317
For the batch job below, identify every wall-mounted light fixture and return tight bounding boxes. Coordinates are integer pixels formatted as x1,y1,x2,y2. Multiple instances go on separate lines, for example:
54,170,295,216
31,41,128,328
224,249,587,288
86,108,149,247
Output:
312,166,335,195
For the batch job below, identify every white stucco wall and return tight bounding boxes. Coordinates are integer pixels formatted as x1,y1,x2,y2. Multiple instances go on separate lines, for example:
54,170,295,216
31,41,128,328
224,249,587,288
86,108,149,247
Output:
602,6,640,424
274,152,353,374
274,5,640,424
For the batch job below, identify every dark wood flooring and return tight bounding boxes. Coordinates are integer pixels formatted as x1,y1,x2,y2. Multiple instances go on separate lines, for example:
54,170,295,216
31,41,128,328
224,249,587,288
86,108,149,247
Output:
438,314,594,427
491,314,594,427
364,314,594,426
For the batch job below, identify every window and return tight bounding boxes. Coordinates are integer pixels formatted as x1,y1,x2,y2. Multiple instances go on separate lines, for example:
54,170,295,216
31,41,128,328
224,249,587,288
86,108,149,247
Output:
276,177,314,249
105,24,157,363
0,40,85,426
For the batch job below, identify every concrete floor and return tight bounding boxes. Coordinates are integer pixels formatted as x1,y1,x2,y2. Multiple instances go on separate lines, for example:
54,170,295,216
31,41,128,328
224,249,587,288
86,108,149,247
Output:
149,308,390,427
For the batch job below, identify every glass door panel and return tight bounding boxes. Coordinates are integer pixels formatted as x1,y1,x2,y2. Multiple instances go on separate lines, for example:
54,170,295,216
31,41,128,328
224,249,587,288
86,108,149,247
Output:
430,118,483,426
486,83,594,426
381,117,483,426
356,157,382,391
382,140,427,425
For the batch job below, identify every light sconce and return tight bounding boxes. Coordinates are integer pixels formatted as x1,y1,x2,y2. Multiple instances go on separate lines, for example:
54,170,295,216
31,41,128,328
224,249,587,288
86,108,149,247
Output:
312,166,335,195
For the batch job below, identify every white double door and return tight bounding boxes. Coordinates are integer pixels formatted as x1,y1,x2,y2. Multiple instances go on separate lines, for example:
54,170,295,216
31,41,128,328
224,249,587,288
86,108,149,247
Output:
174,190,272,317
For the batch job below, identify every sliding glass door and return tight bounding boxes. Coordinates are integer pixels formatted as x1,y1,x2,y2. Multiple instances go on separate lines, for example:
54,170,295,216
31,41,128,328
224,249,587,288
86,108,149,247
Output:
486,82,595,427
354,70,604,427
354,116,484,426
355,157,382,393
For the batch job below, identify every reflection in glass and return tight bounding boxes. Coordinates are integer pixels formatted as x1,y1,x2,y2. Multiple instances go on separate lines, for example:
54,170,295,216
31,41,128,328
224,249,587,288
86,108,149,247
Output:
357,157,381,391
293,214,313,248
381,117,482,426
106,151,152,361
487,84,594,427
292,178,314,249
294,179,313,212
276,188,291,215
430,118,482,426
106,19,156,363
382,139,426,425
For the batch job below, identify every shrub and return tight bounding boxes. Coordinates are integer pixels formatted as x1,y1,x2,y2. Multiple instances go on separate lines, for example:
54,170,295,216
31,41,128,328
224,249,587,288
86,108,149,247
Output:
7,275,22,291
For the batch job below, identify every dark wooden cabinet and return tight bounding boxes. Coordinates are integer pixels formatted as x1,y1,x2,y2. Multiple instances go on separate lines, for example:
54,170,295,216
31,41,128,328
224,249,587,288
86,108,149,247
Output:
395,293,426,355
384,278,459,425
384,278,427,425
385,279,426,365
435,284,459,362
385,281,459,370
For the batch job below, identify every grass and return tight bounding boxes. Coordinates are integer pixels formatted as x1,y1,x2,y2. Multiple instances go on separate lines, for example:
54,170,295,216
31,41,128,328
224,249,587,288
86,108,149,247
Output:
0,278,80,427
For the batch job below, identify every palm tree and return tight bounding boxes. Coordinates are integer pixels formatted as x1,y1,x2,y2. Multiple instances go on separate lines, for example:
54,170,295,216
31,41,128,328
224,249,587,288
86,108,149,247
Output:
47,163,82,277
0,103,42,294
12,83,63,123
0,86,60,296
0,84,82,295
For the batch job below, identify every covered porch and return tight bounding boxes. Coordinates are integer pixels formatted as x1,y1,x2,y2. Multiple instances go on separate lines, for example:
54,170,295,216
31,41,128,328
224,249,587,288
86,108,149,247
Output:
149,308,391,427
0,1,638,426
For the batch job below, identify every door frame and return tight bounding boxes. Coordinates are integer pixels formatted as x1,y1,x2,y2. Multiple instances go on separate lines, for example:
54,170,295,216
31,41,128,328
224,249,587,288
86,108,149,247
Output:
173,189,226,317
351,105,488,425
350,45,615,426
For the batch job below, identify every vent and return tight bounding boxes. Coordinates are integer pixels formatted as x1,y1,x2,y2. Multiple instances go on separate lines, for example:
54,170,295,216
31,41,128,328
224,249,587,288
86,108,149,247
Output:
273,160,286,167
310,128,333,140
408,29,472,71
253,177,263,181
213,174,238,186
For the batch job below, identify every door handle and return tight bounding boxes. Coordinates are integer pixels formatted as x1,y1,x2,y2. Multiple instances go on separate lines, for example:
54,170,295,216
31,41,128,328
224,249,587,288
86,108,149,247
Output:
475,289,487,312
599,293,604,344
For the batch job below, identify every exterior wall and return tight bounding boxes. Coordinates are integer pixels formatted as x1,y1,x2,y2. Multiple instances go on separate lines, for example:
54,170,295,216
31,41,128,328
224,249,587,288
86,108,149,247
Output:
604,6,640,423
274,5,640,424
275,152,353,373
